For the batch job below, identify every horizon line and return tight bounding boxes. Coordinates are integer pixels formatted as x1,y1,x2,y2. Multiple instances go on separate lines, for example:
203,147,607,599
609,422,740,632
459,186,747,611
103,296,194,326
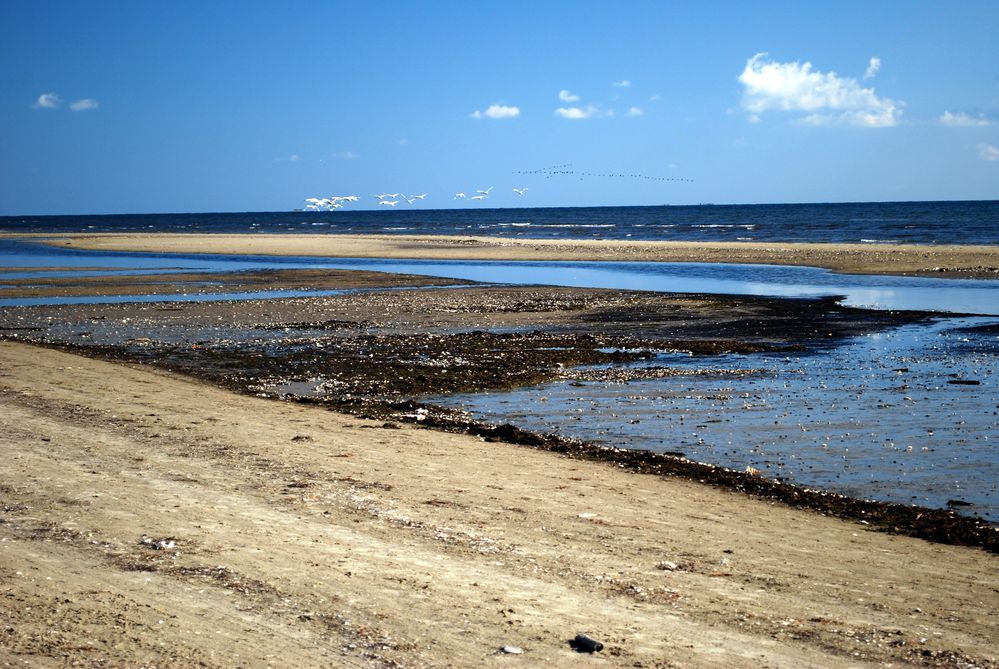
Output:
3,198,998,219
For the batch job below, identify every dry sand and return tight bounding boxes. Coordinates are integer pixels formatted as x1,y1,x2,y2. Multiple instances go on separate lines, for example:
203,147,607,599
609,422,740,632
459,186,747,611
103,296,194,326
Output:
1,340,997,667
16,232,999,278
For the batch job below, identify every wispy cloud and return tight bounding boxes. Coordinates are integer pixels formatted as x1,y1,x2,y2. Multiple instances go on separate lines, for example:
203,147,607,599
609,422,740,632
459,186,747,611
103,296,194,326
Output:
612,79,632,88
332,150,359,159
69,98,99,112
649,94,662,102
624,106,645,117
397,138,410,145
273,154,300,163
470,103,520,120
979,144,999,161
738,53,902,127
863,56,881,80
33,92,62,109
939,111,991,127
558,89,580,103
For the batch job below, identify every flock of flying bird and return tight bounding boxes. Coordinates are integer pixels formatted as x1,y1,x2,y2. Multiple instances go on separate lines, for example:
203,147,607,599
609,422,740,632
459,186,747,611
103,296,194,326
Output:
513,162,694,183
303,186,528,210
303,163,690,211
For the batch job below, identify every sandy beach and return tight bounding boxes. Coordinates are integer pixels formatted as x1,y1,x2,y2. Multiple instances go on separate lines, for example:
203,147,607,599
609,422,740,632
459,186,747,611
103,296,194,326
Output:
14,231,999,278
2,234,998,666
2,341,997,667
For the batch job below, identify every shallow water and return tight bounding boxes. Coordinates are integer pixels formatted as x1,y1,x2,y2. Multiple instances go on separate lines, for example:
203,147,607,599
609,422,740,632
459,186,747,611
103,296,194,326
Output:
435,317,999,521
309,258,999,314
2,242,999,314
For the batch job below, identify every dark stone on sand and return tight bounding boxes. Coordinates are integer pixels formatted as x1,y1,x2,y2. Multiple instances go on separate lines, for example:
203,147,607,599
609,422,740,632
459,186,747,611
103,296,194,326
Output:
570,634,604,653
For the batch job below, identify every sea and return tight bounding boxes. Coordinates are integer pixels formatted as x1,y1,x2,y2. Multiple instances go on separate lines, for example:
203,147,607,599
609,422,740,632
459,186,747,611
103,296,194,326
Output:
3,200,999,244
2,200,999,521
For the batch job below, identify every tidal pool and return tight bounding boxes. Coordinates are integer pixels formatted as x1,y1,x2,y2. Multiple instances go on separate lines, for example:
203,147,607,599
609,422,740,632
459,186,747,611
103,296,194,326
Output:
434,317,999,521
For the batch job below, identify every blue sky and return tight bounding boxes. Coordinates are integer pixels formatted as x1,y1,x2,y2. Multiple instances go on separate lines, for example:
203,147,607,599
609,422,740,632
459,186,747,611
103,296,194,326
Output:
2,1,997,215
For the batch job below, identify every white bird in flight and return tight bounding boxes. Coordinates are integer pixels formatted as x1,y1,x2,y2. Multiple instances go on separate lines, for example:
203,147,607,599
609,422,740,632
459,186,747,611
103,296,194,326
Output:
454,192,466,199
476,186,493,195
379,200,399,206
513,187,528,196
470,194,487,201
304,195,359,211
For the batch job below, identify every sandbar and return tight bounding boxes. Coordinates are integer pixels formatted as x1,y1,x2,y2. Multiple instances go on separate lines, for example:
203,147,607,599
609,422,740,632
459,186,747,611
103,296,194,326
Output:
11,231,999,278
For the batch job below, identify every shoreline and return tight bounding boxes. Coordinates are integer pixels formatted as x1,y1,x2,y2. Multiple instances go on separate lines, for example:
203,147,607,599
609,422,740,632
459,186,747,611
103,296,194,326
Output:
3,273,995,538
8,231,999,278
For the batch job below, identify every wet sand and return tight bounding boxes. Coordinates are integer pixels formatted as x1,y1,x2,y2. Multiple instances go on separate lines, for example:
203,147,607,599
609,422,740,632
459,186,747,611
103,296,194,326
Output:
0,268,469,300
12,231,999,278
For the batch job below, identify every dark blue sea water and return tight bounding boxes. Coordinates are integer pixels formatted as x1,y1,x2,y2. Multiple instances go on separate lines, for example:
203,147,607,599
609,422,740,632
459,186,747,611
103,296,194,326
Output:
3,200,998,244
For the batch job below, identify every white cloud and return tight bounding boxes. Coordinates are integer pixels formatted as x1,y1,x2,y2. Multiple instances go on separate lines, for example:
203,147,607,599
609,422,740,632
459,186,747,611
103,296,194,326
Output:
649,94,662,102
554,105,604,120
738,53,902,127
979,144,999,161
939,111,991,127
612,79,632,88
470,103,520,120
33,92,62,109
625,106,645,117
397,138,410,145
558,89,580,103
863,57,881,80
333,150,359,159
69,98,99,112
554,106,589,119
